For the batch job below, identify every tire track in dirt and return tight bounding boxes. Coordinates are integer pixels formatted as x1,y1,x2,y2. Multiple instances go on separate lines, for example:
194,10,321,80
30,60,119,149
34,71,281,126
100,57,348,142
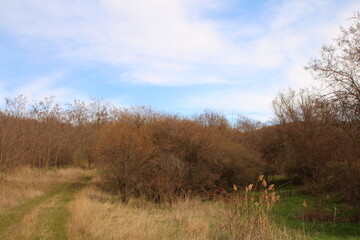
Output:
0,176,91,240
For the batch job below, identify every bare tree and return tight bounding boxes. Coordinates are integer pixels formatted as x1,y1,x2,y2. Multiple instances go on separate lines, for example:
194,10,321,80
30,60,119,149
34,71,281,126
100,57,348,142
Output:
306,13,360,123
194,110,229,129
235,115,263,132
0,95,28,170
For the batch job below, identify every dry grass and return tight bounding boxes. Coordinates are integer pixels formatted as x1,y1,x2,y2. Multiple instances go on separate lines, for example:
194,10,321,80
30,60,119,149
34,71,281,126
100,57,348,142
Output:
0,167,89,213
221,179,306,240
69,178,305,240
69,186,215,240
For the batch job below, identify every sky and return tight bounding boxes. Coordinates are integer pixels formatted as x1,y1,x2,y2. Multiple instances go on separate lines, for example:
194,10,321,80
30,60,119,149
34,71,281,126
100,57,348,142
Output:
0,0,359,121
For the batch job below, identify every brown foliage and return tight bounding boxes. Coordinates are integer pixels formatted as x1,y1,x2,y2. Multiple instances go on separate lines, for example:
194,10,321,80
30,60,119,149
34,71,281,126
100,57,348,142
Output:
96,121,156,202
0,96,263,205
93,110,263,203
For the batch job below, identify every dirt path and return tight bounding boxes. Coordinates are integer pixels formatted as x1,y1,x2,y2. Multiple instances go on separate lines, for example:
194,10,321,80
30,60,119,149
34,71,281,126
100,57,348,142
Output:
0,176,91,240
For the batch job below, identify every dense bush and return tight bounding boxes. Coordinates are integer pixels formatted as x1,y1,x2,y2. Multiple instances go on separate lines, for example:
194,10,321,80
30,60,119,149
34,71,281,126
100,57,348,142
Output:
95,111,263,202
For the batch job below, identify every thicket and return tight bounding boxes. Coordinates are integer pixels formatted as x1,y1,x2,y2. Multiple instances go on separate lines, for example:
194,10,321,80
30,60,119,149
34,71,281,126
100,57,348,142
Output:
0,99,262,203
0,97,106,171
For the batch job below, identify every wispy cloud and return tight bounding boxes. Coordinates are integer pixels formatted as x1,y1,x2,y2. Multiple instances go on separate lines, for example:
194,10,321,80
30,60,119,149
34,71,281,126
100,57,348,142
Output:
0,0,357,84
14,73,87,103
0,0,228,85
0,0,359,118
182,87,275,121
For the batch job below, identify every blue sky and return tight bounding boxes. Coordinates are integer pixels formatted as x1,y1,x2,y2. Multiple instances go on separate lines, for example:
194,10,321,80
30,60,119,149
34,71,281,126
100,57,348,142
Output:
0,0,359,121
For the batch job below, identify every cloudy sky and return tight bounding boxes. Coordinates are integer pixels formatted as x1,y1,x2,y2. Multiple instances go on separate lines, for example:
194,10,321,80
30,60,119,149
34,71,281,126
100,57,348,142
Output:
0,0,359,121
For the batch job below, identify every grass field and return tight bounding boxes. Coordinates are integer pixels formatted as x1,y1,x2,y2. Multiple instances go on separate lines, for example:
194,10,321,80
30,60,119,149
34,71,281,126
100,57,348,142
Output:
0,169,359,240
68,179,305,240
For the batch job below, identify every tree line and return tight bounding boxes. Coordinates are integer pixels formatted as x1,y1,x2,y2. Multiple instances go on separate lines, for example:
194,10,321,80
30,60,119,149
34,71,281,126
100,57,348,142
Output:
0,98,263,201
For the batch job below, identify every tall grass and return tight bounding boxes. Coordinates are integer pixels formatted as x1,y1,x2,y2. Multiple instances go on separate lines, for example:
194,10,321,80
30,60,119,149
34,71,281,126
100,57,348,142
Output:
69,185,215,240
220,176,305,240
69,176,305,240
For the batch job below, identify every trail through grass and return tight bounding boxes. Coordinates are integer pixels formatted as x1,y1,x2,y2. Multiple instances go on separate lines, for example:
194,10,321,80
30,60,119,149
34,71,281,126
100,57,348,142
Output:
0,175,91,240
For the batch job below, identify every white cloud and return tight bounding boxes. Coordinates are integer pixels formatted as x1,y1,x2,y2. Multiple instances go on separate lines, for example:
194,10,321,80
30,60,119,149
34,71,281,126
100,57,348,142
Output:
0,0,233,85
286,64,315,88
1,0,358,82
0,1,222,60
14,73,88,104
182,87,276,121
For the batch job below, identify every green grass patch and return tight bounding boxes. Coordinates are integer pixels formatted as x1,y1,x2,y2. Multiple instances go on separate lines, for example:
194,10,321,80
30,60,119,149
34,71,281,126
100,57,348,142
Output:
273,188,360,240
